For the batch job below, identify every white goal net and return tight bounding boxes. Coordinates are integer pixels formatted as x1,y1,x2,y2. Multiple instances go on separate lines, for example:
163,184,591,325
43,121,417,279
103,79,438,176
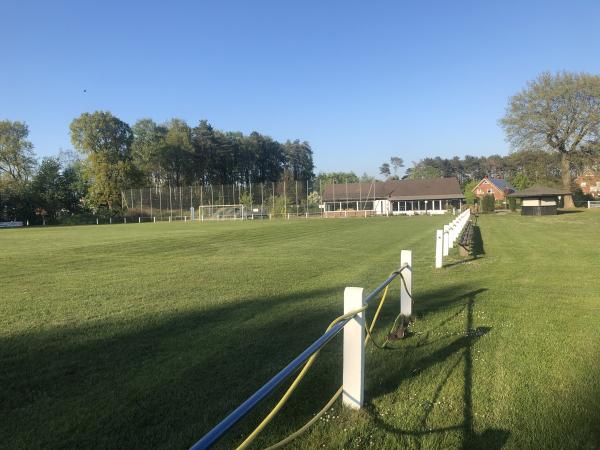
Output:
198,204,246,220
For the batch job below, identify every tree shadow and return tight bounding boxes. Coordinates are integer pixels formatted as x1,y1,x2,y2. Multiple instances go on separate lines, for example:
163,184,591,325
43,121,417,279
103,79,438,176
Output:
365,288,510,450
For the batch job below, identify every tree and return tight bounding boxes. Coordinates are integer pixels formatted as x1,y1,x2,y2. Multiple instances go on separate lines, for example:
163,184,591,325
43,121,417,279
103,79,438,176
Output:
510,172,533,191
315,172,359,193
406,162,442,180
481,194,495,213
131,119,167,185
500,72,600,207
160,119,194,187
359,172,376,182
463,179,479,204
379,163,391,178
70,111,138,213
283,140,314,181
0,120,36,183
30,157,72,220
390,156,404,176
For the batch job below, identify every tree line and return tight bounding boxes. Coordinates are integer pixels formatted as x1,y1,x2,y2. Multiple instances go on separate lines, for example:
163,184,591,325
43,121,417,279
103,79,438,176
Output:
3,71,600,222
0,112,314,222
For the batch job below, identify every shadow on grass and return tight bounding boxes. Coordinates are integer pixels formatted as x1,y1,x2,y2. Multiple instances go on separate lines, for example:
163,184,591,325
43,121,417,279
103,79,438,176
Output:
1,281,486,450
366,288,510,450
557,209,585,214
443,225,485,269
0,286,352,450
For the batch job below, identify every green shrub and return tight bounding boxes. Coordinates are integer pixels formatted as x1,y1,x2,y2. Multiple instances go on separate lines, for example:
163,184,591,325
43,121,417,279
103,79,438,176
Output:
508,197,517,211
481,194,495,213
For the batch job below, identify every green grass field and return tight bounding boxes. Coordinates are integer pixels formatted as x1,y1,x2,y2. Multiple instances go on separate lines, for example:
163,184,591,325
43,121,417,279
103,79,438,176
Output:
1,212,599,449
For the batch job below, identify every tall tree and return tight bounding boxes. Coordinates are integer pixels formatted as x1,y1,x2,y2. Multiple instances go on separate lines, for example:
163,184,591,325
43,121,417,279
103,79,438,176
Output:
160,119,194,187
29,157,75,220
379,163,391,178
0,120,36,184
70,111,137,213
283,140,315,181
500,72,600,207
390,156,404,176
131,119,167,185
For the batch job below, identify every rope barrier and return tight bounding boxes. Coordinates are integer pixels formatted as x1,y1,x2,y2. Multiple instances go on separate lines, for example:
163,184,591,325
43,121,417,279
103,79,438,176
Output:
237,268,411,450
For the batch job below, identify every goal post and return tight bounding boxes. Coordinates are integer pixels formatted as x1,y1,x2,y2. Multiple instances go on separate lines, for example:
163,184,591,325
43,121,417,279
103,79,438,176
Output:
198,204,246,221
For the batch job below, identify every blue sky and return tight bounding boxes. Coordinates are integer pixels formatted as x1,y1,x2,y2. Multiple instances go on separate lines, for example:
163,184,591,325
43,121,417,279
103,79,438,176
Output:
3,0,600,176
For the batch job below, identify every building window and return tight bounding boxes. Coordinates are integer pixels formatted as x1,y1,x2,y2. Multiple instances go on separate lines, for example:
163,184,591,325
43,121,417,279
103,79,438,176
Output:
487,189,493,194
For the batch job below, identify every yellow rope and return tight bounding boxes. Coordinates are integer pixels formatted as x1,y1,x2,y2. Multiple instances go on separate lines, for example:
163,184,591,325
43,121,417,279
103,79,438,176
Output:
236,281,394,450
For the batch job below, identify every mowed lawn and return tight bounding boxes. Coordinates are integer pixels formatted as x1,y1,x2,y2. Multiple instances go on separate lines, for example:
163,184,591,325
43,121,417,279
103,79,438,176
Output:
1,212,599,450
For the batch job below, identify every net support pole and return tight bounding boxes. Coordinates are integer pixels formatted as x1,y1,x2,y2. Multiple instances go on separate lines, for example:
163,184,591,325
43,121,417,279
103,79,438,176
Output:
443,225,450,257
400,250,412,317
343,287,365,410
435,229,443,269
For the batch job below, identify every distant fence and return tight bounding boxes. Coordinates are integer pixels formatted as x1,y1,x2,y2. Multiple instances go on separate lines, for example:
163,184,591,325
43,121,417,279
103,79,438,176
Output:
189,251,413,450
435,209,471,268
121,181,321,219
588,201,600,208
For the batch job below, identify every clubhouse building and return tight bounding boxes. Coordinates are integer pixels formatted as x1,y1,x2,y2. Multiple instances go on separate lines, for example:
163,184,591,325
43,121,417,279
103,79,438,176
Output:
322,178,465,216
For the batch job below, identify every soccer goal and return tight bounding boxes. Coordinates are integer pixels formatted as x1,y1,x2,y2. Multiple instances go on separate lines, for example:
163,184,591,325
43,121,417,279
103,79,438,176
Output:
198,204,246,221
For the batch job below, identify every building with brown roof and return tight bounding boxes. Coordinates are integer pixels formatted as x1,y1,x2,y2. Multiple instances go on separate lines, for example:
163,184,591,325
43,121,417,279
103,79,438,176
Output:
321,178,465,216
508,186,570,215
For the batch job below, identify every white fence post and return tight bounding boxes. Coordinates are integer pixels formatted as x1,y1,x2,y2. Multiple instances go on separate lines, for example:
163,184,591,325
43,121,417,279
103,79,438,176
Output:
343,287,365,410
435,229,443,269
443,225,449,257
400,250,412,317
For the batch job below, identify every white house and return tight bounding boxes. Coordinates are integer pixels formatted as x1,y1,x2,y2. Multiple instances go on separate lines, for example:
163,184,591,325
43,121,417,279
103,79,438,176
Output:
321,178,465,216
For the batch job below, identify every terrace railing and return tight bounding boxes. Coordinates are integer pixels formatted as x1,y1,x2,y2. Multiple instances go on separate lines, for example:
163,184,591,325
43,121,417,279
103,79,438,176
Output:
189,250,413,450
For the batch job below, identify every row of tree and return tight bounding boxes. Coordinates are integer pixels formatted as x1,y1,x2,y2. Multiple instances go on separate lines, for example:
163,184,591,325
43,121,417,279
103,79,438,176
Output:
1,113,314,221
3,71,600,221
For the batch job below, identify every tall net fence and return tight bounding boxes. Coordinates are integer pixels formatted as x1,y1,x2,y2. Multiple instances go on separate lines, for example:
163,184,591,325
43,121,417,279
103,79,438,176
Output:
121,180,323,220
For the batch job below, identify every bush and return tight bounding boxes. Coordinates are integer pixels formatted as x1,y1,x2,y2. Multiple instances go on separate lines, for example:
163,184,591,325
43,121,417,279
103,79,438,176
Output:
508,197,517,211
481,194,495,213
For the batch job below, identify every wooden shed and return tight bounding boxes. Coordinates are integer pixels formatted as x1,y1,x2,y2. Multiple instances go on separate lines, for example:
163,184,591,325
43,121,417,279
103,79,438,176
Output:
508,186,570,216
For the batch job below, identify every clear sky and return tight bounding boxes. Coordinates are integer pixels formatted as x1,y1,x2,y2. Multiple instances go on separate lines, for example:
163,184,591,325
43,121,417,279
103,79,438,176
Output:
3,0,600,176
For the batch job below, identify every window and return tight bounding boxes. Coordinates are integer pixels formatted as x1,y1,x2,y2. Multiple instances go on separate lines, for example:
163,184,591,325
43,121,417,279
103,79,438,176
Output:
487,189,493,194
